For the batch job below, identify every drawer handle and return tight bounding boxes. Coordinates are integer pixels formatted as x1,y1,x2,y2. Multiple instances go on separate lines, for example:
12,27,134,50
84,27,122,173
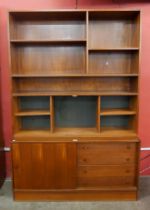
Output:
72,139,78,142
127,146,131,150
126,158,130,162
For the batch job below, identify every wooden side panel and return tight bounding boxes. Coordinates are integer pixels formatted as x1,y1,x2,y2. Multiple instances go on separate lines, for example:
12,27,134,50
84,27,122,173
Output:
12,142,77,189
0,70,6,187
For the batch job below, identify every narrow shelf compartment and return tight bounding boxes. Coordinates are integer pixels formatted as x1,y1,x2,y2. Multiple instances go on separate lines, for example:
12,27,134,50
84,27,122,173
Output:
100,115,136,133
19,115,50,130
14,96,51,118
100,96,137,116
100,108,136,116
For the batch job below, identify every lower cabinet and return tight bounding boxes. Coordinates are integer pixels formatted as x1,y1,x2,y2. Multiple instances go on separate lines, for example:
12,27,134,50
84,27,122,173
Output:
12,142,77,190
12,141,139,200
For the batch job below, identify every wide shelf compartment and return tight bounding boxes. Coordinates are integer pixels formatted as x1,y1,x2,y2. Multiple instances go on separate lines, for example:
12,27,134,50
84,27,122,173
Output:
88,11,140,49
9,11,86,41
89,51,139,74
54,96,97,128
12,77,138,93
11,43,86,75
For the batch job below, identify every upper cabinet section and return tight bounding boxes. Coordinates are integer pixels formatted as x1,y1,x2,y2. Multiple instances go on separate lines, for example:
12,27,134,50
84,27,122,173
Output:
88,11,140,49
9,10,140,78
9,11,86,41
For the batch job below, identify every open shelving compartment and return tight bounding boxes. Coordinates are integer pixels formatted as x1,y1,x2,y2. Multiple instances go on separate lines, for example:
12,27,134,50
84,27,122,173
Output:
99,95,138,135
9,11,86,41
88,10,140,49
10,11,87,76
13,94,138,136
10,40,86,76
13,96,53,132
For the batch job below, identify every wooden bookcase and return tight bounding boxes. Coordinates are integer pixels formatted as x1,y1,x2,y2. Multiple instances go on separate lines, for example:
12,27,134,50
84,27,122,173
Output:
9,10,141,201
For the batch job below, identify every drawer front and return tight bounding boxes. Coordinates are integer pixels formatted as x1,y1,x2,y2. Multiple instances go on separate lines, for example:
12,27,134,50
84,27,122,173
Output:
78,165,135,187
78,142,137,165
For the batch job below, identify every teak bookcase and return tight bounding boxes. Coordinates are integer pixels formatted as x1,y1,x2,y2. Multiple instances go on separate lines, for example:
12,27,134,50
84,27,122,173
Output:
9,10,141,201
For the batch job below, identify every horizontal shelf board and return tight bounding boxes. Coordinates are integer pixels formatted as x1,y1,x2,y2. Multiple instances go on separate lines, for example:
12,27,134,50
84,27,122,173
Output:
100,109,136,116
12,74,139,78
12,91,138,97
15,110,50,116
89,48,139,51
10,39,86,45
13,127,137,141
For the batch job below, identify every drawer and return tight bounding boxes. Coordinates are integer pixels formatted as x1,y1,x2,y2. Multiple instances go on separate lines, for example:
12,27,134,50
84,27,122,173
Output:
78,142,137,165
78,165,136,187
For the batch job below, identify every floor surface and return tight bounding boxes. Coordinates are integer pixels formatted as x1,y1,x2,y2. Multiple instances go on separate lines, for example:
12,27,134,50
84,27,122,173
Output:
0,177,150,210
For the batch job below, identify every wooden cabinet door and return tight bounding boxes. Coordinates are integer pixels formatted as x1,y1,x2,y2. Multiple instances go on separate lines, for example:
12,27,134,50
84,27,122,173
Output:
12,142,77,190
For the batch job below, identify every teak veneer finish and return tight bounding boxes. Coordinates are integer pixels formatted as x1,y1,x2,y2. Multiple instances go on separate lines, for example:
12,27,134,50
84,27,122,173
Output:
9,10,141,201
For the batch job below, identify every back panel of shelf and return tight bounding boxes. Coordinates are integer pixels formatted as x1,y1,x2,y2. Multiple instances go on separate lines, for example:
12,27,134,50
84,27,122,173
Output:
88,50,139,74
10,43,86,75
54,96,97,128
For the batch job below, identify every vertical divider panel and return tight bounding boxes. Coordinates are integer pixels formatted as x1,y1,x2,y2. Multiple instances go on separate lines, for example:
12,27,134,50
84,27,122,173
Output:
13,97,20,133
50,96,54,132
130,96,138,132
97,96,101,132
86,11,89,73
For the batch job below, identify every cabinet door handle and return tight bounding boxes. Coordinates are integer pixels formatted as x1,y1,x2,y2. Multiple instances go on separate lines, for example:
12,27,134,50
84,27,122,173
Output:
72,139,78,142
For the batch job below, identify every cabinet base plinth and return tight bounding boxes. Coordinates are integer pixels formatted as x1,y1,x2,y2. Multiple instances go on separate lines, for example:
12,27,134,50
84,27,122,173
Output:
14,189,138,201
